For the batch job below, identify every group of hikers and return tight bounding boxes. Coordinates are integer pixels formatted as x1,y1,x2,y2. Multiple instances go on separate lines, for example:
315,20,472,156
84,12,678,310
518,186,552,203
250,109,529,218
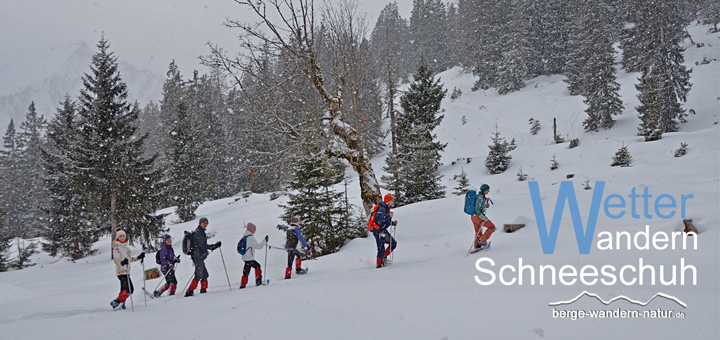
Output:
109,184,495,311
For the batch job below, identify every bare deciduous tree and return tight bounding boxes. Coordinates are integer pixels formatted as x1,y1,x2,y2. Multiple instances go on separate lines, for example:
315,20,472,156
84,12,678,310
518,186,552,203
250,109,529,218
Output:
205,0,382,213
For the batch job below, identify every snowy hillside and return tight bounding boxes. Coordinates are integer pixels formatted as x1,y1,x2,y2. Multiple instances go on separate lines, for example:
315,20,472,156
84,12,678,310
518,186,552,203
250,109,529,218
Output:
0,23,718,340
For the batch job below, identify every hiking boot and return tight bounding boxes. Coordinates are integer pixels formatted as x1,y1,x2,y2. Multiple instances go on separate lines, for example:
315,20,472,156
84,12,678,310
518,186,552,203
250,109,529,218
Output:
256,277,263,286
153,290,162,298
110,299,120,309
184,290,194,297
200,289,207,294
295,268,307,275
476,241,487,249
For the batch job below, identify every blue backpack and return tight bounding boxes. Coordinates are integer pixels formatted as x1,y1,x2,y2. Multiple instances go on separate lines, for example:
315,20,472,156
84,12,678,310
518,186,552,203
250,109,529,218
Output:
237,235,250,255
464,190,477,215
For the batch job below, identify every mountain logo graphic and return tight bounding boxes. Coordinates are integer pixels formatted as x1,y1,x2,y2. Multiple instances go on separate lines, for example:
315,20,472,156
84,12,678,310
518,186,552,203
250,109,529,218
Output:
549,291,686,308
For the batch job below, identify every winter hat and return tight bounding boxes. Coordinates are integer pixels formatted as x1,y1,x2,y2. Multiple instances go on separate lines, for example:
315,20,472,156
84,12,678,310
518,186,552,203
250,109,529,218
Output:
116,230,126,240
246,222,257,233
163,234,172,241
383,194,394,203
480,184,490,193
199,217,209,224
290,216,301,224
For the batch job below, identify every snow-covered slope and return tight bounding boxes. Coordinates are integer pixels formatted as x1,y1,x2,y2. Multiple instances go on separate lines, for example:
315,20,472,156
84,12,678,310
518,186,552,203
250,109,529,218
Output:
0,24,717,340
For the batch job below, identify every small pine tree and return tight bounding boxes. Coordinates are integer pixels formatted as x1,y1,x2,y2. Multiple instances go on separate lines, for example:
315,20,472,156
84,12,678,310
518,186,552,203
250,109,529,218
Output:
280,151,353,256
583,178,592,190
517,166,528,181
673,143,688,157
453,168,471,195
485,125,513,174
550,154,559,170
383,58,447,206
611,144,633,167
450,87,462,101
529,118,541,135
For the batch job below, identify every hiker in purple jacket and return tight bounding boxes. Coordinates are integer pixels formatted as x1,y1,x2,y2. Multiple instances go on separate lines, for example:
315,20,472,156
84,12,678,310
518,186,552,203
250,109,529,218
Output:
154,234,180,297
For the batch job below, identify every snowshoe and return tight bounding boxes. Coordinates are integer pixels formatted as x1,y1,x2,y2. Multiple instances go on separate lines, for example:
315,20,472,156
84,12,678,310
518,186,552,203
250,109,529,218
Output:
111,299,125,311
200,289,207,294
470,241,492,253
184,290,194,297
295,268,307,275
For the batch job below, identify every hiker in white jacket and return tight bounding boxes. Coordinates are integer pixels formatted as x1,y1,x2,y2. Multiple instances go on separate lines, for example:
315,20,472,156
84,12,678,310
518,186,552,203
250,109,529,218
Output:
239,222,268,288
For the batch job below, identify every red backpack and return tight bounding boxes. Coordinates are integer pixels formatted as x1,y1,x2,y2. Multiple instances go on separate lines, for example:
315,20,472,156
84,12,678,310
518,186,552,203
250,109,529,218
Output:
367,204,380,231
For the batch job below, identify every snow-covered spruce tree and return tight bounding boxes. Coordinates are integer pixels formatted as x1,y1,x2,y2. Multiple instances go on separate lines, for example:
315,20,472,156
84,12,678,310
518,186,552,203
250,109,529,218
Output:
17,102,49,238
517,166,528,181
0,120,23,236
75,36,166,250
409,0,452,72
41,97,98,260
485,124,513,174
186,70,236,199
496,0,531,94
383,59,447,206
529,118,541,135
634,7,692,142
167,101,205,222
525,0,572,77
0,116,40,268
674,143,688,157
453,168,471,195
611,143,632,167
459,0,507,90
578,0,624,131
550,154,559,170
370,2,409,154
280,149,356,256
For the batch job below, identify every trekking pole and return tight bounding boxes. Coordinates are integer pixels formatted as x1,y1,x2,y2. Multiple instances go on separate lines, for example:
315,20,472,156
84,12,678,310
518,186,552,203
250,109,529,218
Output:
465,221,485,257
182,262,196,293
263,243,269,285
126,272,135,312
219,247,232,291
141,259,147,307
152,264,172,292
390,223,398,263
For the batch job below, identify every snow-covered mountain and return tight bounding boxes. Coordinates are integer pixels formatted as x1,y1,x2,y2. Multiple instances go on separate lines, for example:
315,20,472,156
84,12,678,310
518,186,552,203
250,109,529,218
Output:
0,41,164,130
0,19,717,339
0,0,416,131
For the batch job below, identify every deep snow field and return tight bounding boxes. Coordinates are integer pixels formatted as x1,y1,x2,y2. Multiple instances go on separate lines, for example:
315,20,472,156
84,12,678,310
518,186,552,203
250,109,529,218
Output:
0,24,718,340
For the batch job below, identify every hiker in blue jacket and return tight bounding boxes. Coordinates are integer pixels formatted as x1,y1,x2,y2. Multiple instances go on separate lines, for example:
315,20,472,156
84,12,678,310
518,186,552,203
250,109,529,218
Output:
285,216,310,279
373,194,398,268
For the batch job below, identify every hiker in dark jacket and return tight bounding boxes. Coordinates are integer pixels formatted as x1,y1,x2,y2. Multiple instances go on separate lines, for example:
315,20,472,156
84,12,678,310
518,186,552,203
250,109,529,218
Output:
373,194,398,268
185,217,221,297
154,234,180,297
285,216,309,279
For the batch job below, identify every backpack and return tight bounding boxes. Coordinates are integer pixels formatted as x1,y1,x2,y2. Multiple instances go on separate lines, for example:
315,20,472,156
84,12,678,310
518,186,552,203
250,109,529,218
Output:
464,190,478,215
367,204,380,231
237,235,250,255
155,251,162,265
182,230,195,255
